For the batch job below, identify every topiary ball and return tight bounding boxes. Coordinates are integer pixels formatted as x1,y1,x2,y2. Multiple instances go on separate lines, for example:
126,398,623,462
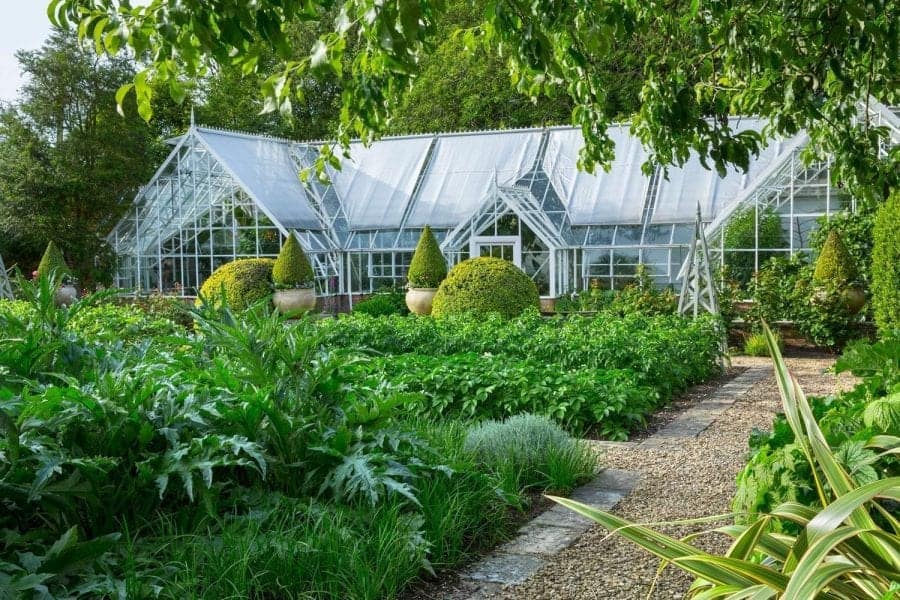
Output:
272,233,315,288
872,192,900,334
813,230,858,286
431,257,539,319
407,225,447,288
198,258,275,310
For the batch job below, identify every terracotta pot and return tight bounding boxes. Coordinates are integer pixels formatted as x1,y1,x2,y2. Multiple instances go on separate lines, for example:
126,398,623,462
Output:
405,287,438,315
843,286,866,314
273,287,316,314
55,284,77,307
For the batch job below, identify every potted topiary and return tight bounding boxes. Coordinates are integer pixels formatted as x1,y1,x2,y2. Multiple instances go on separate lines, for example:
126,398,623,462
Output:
812,230,865,314
37,241,77,307
272,232,316,314
405,225,447,315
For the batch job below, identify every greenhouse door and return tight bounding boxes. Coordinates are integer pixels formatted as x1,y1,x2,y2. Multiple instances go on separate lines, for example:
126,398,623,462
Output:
471,236,522,266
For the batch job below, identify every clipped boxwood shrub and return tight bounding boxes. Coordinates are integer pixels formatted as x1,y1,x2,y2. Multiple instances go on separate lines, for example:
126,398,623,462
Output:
407,225,447,288
813,229,857,286
272,233,314,288
872,192,900,334
432,257,539,319
198,258,275,310
37,241,71,280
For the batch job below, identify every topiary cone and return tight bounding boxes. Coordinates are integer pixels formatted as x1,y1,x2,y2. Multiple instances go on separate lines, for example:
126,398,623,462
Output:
273,232,315,288
407,225,447,288
813,230,857,286
37,241,71,280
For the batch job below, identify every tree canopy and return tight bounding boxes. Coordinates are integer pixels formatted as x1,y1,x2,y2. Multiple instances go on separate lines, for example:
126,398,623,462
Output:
0,31,167,284
50,0,899,201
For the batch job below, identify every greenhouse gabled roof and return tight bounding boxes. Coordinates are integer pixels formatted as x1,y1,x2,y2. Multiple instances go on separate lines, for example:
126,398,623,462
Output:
132,120,805,249
651,118,793,223
326,136,432,229
194,127,323,230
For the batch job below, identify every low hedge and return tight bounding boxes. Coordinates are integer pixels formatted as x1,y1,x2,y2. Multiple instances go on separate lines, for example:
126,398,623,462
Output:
432,257,538,319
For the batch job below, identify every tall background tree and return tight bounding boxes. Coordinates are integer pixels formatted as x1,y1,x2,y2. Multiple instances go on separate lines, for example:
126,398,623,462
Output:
0,31,167,285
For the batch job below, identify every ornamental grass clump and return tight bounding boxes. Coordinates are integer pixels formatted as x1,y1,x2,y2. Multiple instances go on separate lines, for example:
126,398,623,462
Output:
272,232,314,289
432,257,539,318
407,225,447,289
551,324,900,599
464,414,596,493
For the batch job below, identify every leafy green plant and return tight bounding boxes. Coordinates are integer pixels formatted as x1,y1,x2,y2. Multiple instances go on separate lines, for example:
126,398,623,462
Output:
432,257,539,319
320,310,724,411
813,229,858,286
552,325,900,599
36,241,73,283
743,331,782,357
464,414,597,492
197,258,274,310
872,192,900,336
407,225,447,289
271,233,314,289
352,289,409,316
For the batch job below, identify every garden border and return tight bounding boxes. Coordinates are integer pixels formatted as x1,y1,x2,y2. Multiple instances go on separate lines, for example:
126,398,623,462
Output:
453,364,771,598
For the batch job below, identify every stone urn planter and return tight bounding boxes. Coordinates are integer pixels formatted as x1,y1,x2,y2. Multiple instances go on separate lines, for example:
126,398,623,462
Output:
273,287,316,314
405,287,438,315
843,286,866,314
55,284,78,307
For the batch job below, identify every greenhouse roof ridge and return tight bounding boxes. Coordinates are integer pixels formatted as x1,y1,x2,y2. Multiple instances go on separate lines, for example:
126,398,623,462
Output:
190,121,637,147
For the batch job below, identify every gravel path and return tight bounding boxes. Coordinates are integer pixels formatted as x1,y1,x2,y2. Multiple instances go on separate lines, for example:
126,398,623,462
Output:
486,354,857,600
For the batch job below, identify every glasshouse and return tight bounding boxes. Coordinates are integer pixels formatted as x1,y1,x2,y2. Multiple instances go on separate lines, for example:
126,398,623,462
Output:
108,106,899,303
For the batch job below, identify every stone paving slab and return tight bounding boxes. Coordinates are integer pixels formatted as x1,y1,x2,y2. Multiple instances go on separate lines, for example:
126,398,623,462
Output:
463,553,547,584
458,468,638,590
638,366,770,449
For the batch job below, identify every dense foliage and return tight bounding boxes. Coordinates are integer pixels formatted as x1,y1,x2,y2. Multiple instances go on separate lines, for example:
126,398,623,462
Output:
361,352,650,439
319,310,724,437
55,0,900,203
36,241,71,281
554,327,900,599
352,289,410,317
432,257,539,319
272,233,315,288
723,206,784,286
407,226,447,289
813,230,858,286
734,335,900,528
0,278,599,598
197,258,275,310
555,266,678,317
872,192,900,335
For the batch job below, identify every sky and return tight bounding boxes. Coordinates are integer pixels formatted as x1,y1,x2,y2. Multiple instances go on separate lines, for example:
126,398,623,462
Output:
0,1,54,103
